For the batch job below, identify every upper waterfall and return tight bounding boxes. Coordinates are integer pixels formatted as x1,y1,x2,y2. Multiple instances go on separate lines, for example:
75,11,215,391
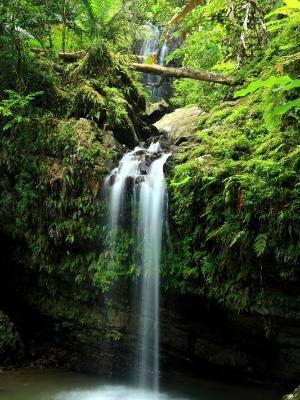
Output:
139,23,169,101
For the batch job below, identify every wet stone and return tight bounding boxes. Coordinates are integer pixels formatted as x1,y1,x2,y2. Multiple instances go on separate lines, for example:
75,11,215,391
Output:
144,154,152,164
125,176,134,188
151,152,162,161
135,176,145,184
134,150,146,157
140,162,150,175
108,175,116,186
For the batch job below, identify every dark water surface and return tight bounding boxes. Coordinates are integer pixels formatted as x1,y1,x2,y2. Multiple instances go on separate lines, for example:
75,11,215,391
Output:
0,368,281,400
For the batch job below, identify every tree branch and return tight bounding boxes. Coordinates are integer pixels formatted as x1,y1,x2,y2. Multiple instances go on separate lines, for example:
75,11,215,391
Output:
167,0,205,26
132,63,233,86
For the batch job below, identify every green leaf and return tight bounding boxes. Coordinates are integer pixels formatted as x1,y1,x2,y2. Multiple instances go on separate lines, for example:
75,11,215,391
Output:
234,76,293,98
284,0,300,9
170,176,191,188
206,224,227,241
282,80,300,91
272,97,300,116
144,55,154,65
229,231,246,248
164,48,184,65
102,0,122,24
254,234,267,257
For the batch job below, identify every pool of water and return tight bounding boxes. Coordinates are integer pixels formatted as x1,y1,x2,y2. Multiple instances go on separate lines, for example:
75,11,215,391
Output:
0,368,281,400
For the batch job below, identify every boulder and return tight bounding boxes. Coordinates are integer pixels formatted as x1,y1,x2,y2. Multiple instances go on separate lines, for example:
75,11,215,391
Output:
146,100,173,124
154,107,205,145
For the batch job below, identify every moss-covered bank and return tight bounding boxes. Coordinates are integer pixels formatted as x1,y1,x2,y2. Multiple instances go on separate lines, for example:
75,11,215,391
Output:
163,17,300,316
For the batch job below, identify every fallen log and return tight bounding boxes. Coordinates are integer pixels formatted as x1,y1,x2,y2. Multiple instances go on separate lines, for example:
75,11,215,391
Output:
30,47,233,85
132,63,233,86
59,51,86,62
30,47,85,62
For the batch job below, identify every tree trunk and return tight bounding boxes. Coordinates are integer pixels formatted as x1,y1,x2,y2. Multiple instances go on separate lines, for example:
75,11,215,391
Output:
167,0,205,26
132,63,233,86
61,0,66,53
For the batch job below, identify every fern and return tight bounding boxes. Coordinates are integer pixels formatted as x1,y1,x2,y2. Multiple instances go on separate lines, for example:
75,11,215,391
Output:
76,0,122,36
101,0,122,25
0,90,43,130
229,230,246,248
254,234,268,257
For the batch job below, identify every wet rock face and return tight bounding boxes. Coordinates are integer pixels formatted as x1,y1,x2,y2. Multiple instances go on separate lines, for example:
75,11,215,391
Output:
158,292,300,386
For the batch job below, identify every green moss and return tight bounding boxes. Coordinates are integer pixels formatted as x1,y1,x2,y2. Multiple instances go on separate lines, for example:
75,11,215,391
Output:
165,77,300,312
224,104,248,125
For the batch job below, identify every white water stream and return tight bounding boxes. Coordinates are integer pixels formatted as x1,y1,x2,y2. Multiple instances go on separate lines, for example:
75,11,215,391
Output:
105,142,170,393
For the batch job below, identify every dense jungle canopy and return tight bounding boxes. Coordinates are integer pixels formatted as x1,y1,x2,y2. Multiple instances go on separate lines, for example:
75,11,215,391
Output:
0,0,300,391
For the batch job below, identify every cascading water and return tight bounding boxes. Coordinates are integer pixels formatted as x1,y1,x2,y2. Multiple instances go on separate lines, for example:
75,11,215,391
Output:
140,23,161,93
152,42,169,100
105,142,170,394
140,23,169,100
138,145,170,392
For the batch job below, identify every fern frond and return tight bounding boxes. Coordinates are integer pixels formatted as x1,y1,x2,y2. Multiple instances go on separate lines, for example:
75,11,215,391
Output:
254,234,267,257
101,0,122,25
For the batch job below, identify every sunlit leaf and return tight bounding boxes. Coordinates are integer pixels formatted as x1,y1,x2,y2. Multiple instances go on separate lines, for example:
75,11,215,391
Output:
234,76,293,98
272,98,300,115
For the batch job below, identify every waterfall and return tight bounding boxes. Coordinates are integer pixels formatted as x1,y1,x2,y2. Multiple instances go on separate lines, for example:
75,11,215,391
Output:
140,23,169,101
105,142,170,393
152,42,169,100
140,23,161,93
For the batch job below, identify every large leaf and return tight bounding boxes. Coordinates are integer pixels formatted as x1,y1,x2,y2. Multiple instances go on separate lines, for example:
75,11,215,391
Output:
272,98,300,116
284,0,300,9
234,76,293,98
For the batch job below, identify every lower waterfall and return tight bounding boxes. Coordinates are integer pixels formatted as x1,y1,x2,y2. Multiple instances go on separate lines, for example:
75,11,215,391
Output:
105,142,170,393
